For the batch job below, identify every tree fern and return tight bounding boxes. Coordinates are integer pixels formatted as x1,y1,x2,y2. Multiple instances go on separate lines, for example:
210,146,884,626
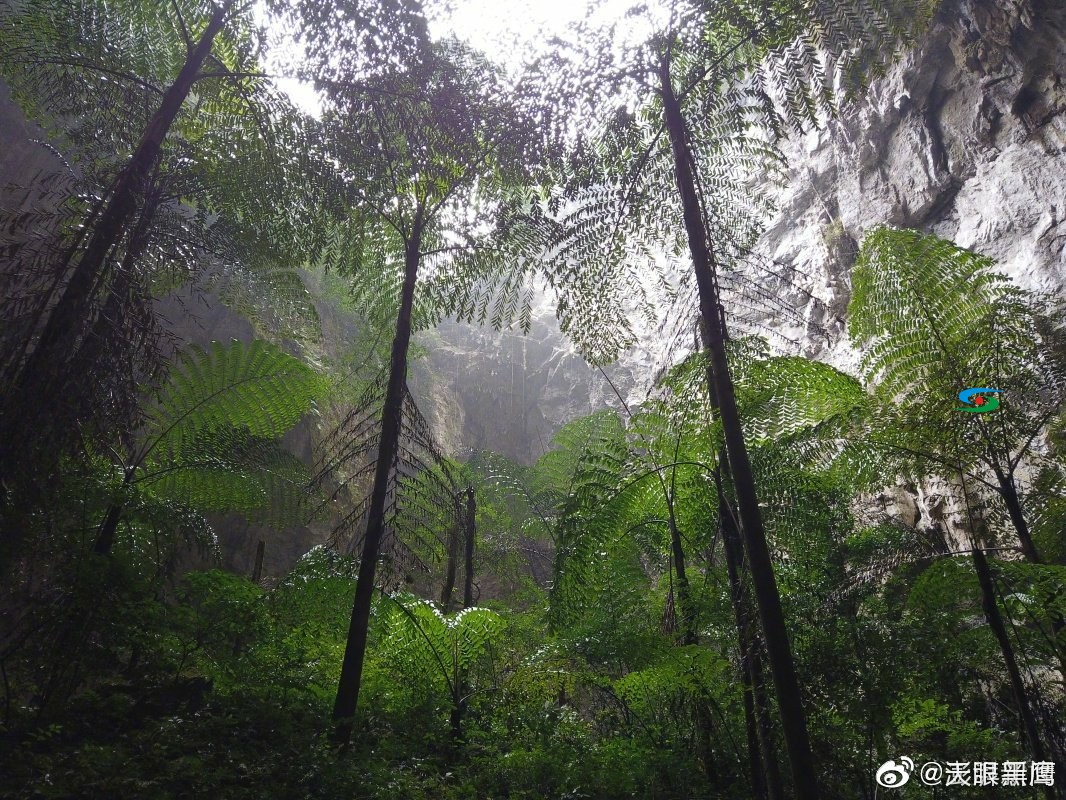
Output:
847,227,1066,562
309,36,569,737
92,339,324,555
382,596,504,684
148,339,324,453
0,0,345,503
534,9,934,788
311,371,465,585
377,592,505,733
510,0,937,369
550,346,866,634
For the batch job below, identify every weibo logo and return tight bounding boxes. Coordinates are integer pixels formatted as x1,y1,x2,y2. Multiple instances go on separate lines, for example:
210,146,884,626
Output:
957,387,1001,413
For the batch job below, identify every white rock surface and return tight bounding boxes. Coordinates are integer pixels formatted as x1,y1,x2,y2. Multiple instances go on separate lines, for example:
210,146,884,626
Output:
759,0,1066,371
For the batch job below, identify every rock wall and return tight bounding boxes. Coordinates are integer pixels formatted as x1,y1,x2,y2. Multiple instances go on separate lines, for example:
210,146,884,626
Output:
411,294,651,464
753,0,1065,533
766,0,1066,370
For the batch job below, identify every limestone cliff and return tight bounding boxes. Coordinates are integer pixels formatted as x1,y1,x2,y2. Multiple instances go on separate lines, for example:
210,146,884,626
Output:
410,294,652,464
739,0,1064,532
763,0,1065,368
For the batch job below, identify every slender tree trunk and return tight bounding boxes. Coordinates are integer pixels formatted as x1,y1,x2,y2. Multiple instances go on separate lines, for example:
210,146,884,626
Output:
667,507,696,645
750,647,786,800
449,696,466,741
92,504,125,555
959,448,1062,795
996,473,1042,563
333,213,424,744
92,464,138,555
447,488,477,742
743,676,768,800
970,542,1056,799
251,540,265,584
462,487,476,609
667,505,716,783
440,522,460,612
659,55,818,799
1,3,231,481
995,464,1065,663
716,465,785,800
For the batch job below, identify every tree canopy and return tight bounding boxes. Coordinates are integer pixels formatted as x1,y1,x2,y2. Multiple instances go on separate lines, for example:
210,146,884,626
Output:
1,1,1064,798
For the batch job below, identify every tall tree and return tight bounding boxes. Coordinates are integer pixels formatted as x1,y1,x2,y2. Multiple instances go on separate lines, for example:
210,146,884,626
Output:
848,227,1066,566
462,487,477,609
486,2,935,795
1,0,225,463
0,0,346,512
310,41,546,743
846,227,1066,775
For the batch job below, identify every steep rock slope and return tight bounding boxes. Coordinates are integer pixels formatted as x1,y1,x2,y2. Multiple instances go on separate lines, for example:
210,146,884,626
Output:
768,0,1065,366
750,0,1066,533
411,297,651,464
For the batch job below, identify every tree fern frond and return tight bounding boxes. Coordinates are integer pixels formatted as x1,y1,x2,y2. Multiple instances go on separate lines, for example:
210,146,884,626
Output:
734,353,868,444
379,591,505,695
140,428,313,528
149,339,323,456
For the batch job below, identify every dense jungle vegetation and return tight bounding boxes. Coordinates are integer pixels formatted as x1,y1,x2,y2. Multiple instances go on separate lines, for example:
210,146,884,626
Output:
1,0,1064,797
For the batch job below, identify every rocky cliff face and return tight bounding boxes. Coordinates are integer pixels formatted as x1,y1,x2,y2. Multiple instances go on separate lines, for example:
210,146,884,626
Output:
748,0,1066,533
764,0,1065,368
411,295,652,464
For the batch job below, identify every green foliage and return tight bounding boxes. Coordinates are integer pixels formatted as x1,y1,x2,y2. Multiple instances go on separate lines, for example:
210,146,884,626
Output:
315,39,548,338
846,227,1066,561
209,264,323,345
894,697,1012,765
6,3,1066,800
0,0,339,268
131,339,323,529
513,0,936,363
150,339,323,445
733,348,868,446
851,227,1040,401
613,644,734,726
849,227,1065,458
377,593,505,709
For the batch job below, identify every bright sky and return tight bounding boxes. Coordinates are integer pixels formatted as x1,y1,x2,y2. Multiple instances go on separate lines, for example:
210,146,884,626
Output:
273,0,655,116
431,0,595,64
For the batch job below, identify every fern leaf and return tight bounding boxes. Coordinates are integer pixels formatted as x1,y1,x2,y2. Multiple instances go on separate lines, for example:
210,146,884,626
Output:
149,339,323,455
